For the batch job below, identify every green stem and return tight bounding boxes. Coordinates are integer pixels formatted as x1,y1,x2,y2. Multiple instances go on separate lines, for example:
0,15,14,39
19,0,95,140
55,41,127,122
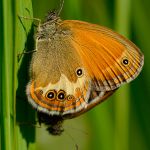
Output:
15,0,36,149
1,0,14,149
114,0,131,150
1,0,35,150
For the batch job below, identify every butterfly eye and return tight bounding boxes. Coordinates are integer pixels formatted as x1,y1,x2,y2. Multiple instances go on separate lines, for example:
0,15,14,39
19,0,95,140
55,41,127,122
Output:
76,68,84,77
57,90,66,100
46,90,56,100
122,57,129,66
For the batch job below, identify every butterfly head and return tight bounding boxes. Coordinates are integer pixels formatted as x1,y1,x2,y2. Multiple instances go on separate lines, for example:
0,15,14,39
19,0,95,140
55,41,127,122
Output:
44,10,60,22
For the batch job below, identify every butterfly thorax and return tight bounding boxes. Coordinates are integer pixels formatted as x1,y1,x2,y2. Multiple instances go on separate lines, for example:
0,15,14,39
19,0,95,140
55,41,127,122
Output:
36,19,61,40
36,10,69,40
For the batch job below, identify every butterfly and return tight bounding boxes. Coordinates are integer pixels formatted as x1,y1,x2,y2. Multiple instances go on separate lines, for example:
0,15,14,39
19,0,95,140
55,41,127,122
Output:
26,8,144,135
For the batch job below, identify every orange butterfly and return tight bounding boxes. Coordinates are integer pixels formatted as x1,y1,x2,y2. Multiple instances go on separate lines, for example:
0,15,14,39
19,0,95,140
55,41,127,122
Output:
26,8,144,135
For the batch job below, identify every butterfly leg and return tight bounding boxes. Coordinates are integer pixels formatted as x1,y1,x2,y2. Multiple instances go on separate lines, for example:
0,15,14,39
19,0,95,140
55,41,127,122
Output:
17,49,37,62
18,15,41,34
18,15,41,26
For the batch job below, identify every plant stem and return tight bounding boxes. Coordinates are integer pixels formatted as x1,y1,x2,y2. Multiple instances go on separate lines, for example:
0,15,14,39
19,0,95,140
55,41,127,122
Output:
114,0,131,150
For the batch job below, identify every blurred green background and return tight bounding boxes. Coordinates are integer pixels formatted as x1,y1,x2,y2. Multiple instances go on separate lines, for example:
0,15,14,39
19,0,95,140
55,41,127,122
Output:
1,0,150,150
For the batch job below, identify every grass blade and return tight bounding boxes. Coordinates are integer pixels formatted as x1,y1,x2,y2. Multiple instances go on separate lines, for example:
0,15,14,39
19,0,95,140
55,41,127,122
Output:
1,0,35,149
114,0,131,150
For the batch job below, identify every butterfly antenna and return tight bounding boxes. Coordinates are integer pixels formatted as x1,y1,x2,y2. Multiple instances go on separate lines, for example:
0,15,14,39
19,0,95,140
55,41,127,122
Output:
57,0,64,16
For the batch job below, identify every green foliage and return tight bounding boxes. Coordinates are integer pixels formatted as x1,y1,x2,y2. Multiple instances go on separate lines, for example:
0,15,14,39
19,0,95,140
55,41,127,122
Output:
1,0,35,150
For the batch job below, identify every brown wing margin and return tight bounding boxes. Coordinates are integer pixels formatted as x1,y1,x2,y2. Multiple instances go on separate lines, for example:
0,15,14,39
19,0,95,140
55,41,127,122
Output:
63,90,116,119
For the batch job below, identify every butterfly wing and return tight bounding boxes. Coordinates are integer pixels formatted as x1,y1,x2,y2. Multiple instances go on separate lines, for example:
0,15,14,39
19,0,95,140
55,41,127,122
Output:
27,34,96,117
27,20,144,118
60,20,144,91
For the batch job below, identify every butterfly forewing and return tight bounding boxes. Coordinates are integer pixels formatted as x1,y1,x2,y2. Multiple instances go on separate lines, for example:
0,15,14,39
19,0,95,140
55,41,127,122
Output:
60,20,144,91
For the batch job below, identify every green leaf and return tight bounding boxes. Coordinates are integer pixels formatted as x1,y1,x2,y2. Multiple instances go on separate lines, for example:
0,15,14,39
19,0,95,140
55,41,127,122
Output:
1,0,36,150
